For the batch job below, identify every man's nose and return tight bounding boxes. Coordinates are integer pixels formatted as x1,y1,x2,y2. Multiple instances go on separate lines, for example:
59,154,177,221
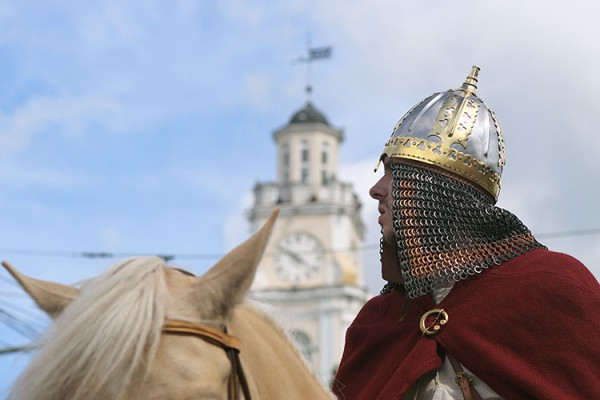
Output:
369,186,377,199
370,180,384,200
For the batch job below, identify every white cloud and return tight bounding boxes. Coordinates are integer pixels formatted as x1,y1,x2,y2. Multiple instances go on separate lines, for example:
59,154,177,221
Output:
223,191,253,250
244,73,271,110
0,95,120,156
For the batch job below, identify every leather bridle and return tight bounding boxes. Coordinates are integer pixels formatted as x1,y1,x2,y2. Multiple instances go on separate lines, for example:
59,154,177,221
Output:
162,319,252,400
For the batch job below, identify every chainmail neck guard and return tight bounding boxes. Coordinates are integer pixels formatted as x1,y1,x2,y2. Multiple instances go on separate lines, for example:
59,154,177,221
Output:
381,162,545,299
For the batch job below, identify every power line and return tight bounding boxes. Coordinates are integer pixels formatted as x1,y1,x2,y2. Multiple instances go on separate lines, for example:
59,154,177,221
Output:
0,302,46,356
0,249,222,261
536,228,600,239
0,345,34,355
0,274,20,287
0,227,597,263
0,299,47,328
0,291,30,298
0,307,40,340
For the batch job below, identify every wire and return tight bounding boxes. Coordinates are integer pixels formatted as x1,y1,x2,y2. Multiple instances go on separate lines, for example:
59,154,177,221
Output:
0,227,597,263
0,345,34,355
0,299,47,328
0,228,596,260
536,228,600,239
0,249,223,261
0,274,20,287
0,291,30,298
0,307,40,340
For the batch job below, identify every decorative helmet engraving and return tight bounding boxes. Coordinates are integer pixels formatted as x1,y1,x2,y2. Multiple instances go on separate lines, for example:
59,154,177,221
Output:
376,66,506,201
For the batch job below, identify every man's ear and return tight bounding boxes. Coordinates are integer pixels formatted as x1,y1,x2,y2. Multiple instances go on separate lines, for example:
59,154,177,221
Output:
2,261,79,318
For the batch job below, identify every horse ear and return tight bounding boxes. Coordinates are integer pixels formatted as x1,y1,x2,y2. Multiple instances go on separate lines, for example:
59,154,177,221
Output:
195,208,279,318
2,261,79,318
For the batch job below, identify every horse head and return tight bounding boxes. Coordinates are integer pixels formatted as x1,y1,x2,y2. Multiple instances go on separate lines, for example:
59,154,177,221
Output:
3,209,331,400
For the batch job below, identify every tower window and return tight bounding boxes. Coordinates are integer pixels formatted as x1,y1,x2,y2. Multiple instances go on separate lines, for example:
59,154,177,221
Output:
302,167,309,183
302,149,309,162
322,142,329,164
282,143,290,183
301,140,310,183
321,142,329,184
283,151,289,166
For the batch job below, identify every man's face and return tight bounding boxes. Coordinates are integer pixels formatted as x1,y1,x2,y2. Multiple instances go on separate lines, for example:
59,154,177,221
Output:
370,156,395,246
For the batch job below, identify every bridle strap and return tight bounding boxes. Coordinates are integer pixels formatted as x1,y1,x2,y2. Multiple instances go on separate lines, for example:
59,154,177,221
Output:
163,319,252,400
163,320,241,350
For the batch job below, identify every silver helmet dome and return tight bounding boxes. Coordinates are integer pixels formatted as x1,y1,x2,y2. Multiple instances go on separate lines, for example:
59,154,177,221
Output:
377,66,506,201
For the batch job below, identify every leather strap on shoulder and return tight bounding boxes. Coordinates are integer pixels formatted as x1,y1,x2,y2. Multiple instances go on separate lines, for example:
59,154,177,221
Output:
447,354,483,400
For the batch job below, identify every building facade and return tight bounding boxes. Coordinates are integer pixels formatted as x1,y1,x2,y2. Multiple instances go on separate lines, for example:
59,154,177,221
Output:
247,101,369,384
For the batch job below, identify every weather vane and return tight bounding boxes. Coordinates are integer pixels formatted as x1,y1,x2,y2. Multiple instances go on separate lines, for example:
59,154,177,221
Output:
294,36,332,102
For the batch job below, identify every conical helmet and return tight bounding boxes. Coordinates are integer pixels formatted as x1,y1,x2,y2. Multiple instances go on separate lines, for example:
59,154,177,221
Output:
376,66,506,201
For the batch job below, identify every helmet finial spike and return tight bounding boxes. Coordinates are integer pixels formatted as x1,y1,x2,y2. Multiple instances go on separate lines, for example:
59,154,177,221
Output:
461,66,480,94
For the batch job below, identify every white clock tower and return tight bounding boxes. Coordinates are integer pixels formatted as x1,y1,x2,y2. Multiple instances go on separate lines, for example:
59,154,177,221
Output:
247,101,369,384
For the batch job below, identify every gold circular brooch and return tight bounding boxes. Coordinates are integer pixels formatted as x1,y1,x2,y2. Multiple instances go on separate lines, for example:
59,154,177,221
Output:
419,308,449,336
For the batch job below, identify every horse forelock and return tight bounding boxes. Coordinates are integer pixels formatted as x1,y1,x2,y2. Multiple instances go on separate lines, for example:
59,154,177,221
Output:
8,256,169,400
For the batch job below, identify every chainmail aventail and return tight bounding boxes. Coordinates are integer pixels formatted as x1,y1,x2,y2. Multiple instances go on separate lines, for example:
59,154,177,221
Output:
382,162,545,299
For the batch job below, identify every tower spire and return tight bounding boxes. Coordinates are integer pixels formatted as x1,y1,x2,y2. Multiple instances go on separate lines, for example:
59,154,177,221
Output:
294,35,332,102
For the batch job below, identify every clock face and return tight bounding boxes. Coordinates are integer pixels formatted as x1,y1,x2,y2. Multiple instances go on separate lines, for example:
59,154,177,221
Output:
275,232,324,284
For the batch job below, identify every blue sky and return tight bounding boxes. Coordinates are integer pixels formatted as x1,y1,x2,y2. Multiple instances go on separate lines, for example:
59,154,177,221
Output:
1,0,599,395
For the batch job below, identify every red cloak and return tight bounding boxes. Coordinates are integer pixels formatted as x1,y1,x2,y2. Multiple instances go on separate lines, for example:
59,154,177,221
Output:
333,249,600,399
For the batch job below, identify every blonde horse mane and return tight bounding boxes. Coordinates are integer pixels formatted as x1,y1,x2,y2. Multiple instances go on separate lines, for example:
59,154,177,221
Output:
8,256,169,400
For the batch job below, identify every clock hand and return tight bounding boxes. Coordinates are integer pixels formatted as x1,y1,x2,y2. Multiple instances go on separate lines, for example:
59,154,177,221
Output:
280,247,305,265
